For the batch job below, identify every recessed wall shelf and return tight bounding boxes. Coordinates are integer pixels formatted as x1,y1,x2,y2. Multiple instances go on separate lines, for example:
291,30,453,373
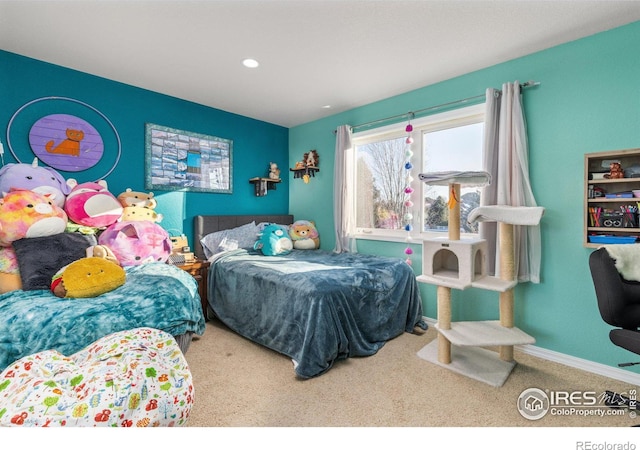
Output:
249,177,281,196
584,148,640,247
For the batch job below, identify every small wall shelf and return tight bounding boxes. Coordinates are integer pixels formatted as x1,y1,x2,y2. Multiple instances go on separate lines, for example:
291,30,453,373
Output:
290,166,319,180
249,177,281,196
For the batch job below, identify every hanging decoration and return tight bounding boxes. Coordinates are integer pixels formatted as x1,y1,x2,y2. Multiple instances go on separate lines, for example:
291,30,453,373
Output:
6,96,121,180
29,114,104,172
403,114,415,265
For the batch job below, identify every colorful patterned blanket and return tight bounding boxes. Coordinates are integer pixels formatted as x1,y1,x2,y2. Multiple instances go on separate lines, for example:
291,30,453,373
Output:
0,327,193,427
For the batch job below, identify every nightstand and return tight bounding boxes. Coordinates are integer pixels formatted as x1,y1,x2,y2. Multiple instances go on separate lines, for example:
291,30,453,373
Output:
176,259,211,320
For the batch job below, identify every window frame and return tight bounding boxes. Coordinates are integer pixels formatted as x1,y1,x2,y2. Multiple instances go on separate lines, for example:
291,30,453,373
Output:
348,102,485,243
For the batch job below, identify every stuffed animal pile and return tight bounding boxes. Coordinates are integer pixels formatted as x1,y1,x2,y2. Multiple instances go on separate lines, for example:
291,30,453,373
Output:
253,220,321,255
0,159,172,297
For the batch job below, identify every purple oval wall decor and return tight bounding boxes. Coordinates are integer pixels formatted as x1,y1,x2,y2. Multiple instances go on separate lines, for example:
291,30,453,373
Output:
29,114,104,172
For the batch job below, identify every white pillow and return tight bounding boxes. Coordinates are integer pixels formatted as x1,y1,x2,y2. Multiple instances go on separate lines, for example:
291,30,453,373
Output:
257,221,290,232
201,221,259,259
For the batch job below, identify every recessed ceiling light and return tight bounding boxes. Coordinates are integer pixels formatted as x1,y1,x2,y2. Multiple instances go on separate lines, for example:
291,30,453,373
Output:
242,58,259,68
322,105,331,109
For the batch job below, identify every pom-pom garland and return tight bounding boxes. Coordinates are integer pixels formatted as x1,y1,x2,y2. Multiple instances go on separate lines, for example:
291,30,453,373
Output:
403,115,415,265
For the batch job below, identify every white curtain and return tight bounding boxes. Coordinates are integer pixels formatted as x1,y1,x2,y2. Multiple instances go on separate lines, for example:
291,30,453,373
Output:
333,125,353,253
480,82,541,283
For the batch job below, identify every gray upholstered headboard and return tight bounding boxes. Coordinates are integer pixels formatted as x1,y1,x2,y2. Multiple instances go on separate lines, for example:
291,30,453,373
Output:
193,214,294,259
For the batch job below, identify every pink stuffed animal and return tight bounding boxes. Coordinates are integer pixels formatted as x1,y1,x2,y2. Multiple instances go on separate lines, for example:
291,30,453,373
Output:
64,179,123,228
0,189,68,247
0,189,68,276
98,221,171,266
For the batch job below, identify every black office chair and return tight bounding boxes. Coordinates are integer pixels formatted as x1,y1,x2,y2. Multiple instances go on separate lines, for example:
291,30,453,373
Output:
589,247,640,365
589,247,640,410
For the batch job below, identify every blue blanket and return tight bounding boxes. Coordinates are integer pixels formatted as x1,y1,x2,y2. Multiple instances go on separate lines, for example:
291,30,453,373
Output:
208,249,426,378
0,262,206,371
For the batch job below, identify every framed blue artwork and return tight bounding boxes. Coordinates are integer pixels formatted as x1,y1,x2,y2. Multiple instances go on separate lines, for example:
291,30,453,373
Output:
145,123,233,194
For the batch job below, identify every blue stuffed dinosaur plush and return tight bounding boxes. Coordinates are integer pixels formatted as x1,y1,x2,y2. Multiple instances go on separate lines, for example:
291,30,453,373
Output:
254,224,293,256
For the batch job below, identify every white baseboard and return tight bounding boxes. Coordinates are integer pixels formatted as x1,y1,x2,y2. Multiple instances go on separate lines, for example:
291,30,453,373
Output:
421,316,640,386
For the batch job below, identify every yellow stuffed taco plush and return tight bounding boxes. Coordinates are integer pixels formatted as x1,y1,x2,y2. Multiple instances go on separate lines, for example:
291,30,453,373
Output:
51,257,126,298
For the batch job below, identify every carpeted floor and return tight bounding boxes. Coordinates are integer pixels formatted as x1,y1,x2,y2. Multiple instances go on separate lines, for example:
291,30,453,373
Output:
184,319,640,427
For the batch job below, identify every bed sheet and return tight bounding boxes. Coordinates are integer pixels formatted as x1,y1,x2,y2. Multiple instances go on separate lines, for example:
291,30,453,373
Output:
208,249,425,378
0,262,206,371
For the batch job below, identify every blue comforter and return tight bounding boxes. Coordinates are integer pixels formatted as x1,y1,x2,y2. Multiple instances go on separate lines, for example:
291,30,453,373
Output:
0,262,206,371
208,249,425,378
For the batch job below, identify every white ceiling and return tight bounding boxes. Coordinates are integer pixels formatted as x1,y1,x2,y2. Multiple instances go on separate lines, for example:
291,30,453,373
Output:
1,0,640,128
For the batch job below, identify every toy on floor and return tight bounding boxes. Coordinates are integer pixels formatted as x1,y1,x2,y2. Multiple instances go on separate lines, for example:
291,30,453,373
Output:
0,327,194,427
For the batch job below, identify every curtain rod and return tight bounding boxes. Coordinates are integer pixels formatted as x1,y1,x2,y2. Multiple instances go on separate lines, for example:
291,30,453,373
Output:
341,80,540,133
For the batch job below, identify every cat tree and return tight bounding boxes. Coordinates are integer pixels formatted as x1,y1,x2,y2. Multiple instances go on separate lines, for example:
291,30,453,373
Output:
416,172,544,387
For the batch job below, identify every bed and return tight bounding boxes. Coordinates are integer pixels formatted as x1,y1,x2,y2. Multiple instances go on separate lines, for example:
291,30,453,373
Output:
0,240,206,372
194,214,426,378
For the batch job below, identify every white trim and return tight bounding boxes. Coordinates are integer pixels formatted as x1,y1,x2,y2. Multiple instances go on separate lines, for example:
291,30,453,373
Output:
421,316,640,386
516,343,640,386
350,103,485,241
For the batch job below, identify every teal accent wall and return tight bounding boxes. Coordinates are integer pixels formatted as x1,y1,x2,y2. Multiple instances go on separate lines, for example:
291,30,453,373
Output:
0,50,289,245
289,22,640,372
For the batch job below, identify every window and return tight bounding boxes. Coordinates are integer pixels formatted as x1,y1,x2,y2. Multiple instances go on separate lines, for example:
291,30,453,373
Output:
350,103,484,241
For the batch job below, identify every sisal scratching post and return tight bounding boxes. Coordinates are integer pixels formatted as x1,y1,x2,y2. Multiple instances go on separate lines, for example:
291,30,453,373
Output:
437,285,452,364
436,182,459,364
499,221,515,361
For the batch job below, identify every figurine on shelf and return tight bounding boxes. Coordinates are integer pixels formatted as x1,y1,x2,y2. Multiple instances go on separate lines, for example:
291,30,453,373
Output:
290,151,320,184
605,161,624,179
269,162,281,180
303,150,319,168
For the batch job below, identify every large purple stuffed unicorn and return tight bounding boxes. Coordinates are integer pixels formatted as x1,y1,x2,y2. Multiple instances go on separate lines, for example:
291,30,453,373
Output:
0,158,70,208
